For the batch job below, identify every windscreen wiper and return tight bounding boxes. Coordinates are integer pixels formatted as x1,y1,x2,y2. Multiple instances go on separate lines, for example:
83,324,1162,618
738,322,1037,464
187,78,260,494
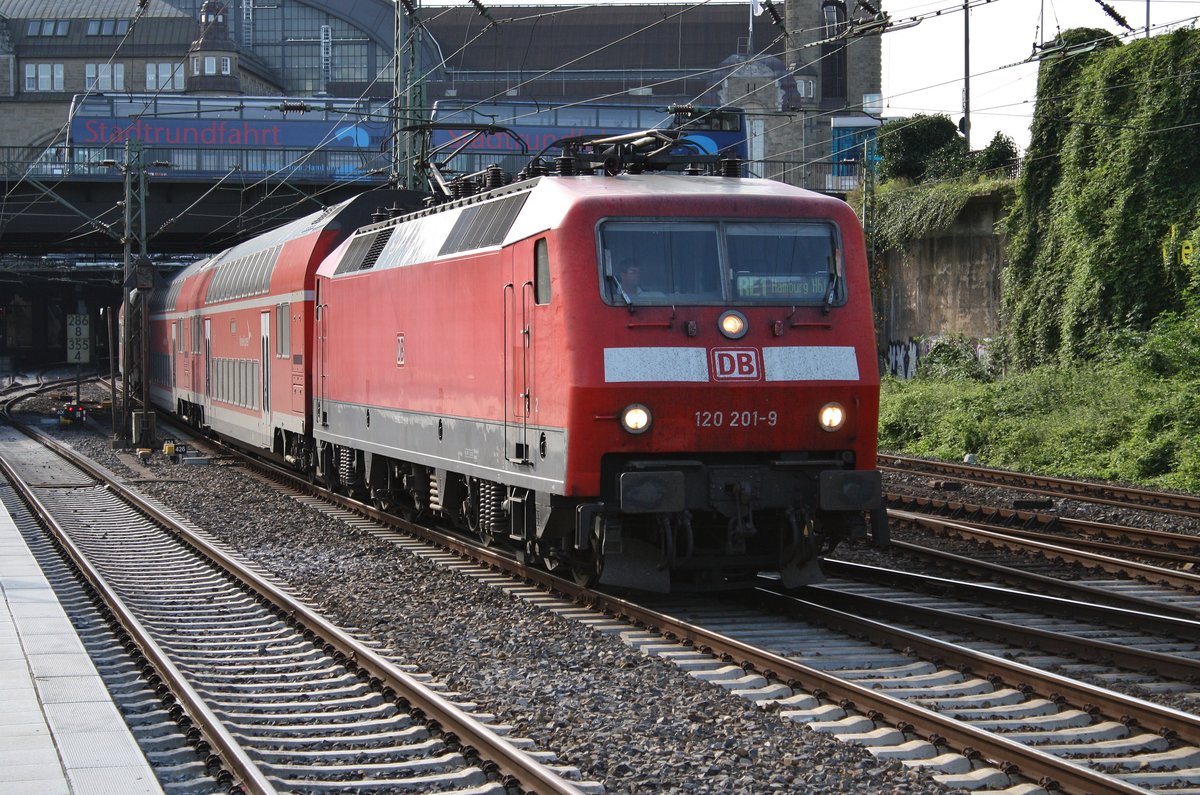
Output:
607,272,634,308
822,270,840,313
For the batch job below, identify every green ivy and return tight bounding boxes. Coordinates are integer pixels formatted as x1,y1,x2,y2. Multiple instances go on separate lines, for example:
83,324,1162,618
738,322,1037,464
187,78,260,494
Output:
1004,27,1200,368
873,176,1013,253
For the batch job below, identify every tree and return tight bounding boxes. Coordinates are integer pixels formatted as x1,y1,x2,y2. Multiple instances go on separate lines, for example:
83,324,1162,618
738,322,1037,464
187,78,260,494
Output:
922,137,973,182
977,132,1019,175
876,113,961,182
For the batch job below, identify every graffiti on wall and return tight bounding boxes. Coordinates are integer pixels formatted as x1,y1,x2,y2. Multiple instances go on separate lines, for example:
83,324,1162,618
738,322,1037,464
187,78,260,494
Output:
885,335,992,379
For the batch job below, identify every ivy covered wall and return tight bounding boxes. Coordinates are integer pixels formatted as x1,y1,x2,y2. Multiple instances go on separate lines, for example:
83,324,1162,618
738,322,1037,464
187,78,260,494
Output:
1004,27,1200,369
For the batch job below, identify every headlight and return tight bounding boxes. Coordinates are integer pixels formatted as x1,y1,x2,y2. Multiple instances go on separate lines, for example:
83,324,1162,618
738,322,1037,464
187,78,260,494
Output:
818,402,845,432
621,403,652,434
718,310,748,339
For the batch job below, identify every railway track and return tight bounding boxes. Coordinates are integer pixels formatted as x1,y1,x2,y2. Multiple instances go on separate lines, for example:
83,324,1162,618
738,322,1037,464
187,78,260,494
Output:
887,491,1200,565
888,506,1200,595
19,382,1200,793
638,585,1200,793
880,452,1200,522
0,475,227,793
814,560,1200,684
232,455,1200,793
0,416,592,793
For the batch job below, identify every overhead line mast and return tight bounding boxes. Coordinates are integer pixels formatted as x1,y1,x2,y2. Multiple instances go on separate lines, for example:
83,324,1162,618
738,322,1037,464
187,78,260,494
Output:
394,0,423,189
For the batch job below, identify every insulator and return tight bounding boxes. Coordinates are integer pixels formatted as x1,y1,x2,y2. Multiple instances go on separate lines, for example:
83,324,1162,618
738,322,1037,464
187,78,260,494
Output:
371,207,388,223
450,177,468,198
388,203,403,218
684,163,702,176
555,155,576,176
485,164,506,189
719,157,744,178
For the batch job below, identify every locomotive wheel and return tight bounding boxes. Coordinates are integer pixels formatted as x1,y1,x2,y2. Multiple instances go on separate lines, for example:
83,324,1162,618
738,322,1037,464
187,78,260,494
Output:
371,487,394,514
571,523,603,588
536,540,565,573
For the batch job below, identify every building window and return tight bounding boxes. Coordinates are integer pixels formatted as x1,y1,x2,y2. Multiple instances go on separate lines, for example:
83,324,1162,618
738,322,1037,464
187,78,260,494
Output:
27,20,69,36
192,56,200,75
87,19,129,36
86,63,125,92
220,57,231,75
820,1,849,102
147,63,185,91
204,56,217,75
25,63,64,92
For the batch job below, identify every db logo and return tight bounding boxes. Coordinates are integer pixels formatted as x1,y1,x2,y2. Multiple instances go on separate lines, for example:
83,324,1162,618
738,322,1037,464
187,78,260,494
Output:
711,348,761,381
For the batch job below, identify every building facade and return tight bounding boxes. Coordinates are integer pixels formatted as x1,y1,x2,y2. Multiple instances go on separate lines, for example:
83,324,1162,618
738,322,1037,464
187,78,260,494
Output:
0,0,282,149
0,1,882,189
157,0,883,192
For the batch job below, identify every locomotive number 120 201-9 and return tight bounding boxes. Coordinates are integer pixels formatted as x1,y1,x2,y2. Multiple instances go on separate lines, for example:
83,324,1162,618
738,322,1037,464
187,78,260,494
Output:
695,410,778,428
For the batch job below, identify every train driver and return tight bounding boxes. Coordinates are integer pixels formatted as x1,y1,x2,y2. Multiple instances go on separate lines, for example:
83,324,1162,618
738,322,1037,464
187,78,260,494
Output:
616,259,644,297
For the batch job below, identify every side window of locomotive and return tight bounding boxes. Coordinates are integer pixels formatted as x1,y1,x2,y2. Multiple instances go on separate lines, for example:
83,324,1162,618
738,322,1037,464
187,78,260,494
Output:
534,238,550,305
599,221,722,305
727,222,843,305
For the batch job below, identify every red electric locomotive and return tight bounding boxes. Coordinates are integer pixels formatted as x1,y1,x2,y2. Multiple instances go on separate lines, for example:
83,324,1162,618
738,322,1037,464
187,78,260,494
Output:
148,138,885,591
310,169,885,590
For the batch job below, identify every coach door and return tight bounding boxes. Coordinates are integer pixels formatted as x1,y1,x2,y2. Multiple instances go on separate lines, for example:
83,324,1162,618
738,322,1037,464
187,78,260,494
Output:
203,318,212,400
503,248,534,464
260,311,271,421
315,280,328,426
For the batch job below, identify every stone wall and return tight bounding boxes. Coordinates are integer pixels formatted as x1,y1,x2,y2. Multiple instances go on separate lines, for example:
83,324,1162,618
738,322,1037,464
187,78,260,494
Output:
882,192,1006,377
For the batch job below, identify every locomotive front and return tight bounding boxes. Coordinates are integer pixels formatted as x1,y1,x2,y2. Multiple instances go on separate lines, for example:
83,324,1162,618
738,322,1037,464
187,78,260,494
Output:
554,176,886,590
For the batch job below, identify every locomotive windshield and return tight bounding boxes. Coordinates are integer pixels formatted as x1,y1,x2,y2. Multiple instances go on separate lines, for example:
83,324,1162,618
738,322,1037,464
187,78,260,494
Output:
599,220,844,306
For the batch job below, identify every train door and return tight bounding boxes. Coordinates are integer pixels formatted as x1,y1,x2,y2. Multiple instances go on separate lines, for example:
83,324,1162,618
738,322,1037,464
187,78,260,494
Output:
203,318,212,400
170,322,177,392
260,310,271,422
315,280,327,426
188,316,198,397
504,246,534,463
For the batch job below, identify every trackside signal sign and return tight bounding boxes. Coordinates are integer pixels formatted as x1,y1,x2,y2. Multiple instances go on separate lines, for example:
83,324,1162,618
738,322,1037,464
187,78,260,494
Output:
67,314,91,364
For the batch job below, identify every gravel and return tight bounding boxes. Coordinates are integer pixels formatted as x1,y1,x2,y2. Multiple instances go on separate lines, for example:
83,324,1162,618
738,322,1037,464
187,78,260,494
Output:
15,388,961,794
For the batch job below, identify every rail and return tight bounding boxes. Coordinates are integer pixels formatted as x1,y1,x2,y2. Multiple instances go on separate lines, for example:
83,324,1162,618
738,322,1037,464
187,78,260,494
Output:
235,449,1157,795
880,453,1200,521
4,392,584,795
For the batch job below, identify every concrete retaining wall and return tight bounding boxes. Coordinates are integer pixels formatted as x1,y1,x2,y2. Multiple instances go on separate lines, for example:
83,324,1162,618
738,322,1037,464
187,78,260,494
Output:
882,191,1006,377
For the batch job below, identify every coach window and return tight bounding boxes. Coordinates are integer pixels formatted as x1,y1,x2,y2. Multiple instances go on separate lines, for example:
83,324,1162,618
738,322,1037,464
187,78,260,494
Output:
275,303,291,357
534,239,551,305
